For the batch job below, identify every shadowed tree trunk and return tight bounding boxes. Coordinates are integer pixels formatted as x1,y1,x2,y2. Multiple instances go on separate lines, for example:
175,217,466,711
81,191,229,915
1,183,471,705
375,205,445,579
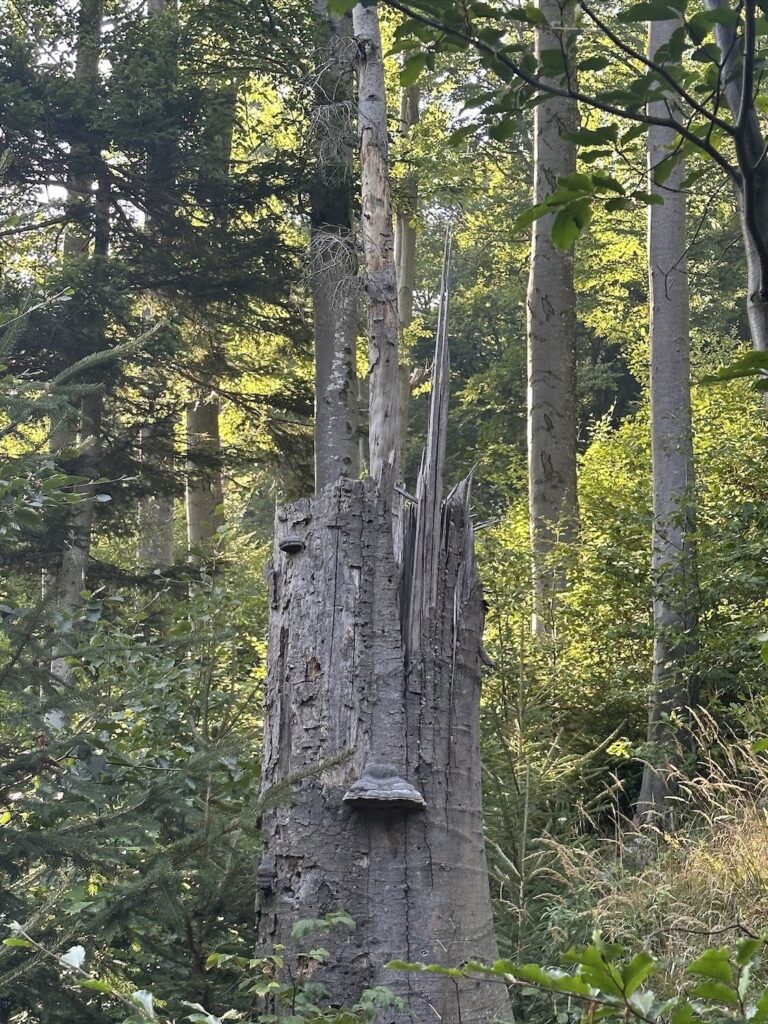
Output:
353,1,400,491
48,0,104,696
137,0,176,570
637,15,698,824
137,416,175,570
185,396,223,567
312,0,359,492
527,0,579,635
395,83,419,471
256,237,508,1023
705,0,768,352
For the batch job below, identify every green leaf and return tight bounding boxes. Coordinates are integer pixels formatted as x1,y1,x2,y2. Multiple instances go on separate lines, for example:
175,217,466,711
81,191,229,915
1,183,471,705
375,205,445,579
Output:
736,938,763,965
400,52,428,86
752,738,768,752
513,202,551,232
551,197,592,250
385,959,427,972
579,55,611,71
687,948,733,984
327,0,358,12
619,1,680,21
77,979,114,993
489,117,519,141
621,951,657,996
652,155,679,185
2,938,34,948
14,508,42,527
699,350,768,384
689,980,739,1005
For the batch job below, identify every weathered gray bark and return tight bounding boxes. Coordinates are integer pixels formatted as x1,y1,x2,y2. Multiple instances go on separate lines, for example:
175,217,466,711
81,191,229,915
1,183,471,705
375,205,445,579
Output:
637,18,698,824
353,2,400,492
256,251,507,1023
394,84,419,468
185,396,223,566
311,0,359,492
137,417,175,570
527,0,579,635
704,0,768,351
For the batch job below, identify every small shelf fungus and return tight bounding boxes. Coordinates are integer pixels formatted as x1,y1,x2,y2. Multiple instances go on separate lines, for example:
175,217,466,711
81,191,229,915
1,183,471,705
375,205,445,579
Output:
257,852,277,892
278,534,305,555
343,761,426,811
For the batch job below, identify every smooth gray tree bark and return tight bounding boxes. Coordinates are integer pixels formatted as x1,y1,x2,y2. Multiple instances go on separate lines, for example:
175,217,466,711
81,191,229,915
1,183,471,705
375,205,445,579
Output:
527,0,579,635
637,16,698,824
256,247,507,1024
394,83,419,469
353,2,400,493
311,0,360,492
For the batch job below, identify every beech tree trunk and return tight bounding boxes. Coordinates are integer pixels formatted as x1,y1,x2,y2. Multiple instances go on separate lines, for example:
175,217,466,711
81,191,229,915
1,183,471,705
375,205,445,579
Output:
312,0,359,492
353,2,400,492
185,397,223,567
256,251,507,1024
637,17,698,824
705,0,768,351
527,0,579,635
394,83,419,469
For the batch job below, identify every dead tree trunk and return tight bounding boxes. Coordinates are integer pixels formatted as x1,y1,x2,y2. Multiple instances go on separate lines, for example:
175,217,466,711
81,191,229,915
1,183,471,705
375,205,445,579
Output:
527,0,579,635
311,0,360,492
353,1,400,492
256,242,507,1024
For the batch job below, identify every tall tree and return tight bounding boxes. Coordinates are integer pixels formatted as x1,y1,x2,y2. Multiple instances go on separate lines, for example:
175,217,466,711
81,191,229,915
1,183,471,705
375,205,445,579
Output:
311,0,359,493
137,0,177,572
48,0,104,693
637,15,698,824
527,0,579,635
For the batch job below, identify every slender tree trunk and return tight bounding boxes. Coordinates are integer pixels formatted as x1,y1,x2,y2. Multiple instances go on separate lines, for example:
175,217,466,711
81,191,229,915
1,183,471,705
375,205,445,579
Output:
527,0,579,635
137,417,175,570
50,394,102,691
185,396,223,567
256,249,507,1023
395,83,419,471
48,0,103,697
312,0,359,492
353,2,400,492
705,0,768,350
637,17,698,824
136,0,176,569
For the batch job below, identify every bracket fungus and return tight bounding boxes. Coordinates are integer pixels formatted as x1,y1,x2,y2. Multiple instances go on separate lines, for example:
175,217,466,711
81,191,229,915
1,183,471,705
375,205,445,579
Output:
342,761,426,811
278,534,305,555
